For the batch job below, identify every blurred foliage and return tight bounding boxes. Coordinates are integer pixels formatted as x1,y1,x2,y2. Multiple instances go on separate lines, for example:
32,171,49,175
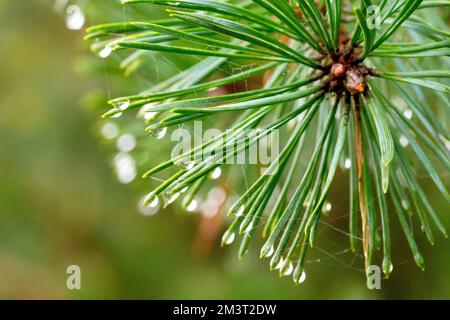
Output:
0,0,449,299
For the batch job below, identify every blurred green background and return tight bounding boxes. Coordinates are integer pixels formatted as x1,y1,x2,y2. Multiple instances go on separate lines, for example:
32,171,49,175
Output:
0,0,449,299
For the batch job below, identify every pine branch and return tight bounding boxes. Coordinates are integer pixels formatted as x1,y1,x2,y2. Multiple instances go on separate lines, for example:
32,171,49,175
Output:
84,0,450,288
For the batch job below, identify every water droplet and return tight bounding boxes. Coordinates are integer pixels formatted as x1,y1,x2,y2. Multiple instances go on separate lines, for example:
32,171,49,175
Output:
112,100,130,111
144,111,157,121
275,258,286,270
297,271,307,284
186,199,198,212
303,200,310,209
66,5,85,30
344,158,352,169
166,192,180,205
139,103,157,120
401,200,409,210
149,197,159,208
99,47,113,59
117,134,136,152
176,159,196,170
442,135,450,152
388,263,394,274
210,167,222,180
180,187,188,194
139,195,159,216
403,109,413,120
235,205,245,217
324,202,332,213
384,259,394,275
244,222,254,234
151,127,167,139
399,135,409,147
111,112,123,119
261,245,274,258
222,231,235,246
282,262,294,276
144,193,159,208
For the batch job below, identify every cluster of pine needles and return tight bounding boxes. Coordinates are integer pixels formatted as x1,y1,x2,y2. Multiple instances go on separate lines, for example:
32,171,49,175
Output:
86,0,450,287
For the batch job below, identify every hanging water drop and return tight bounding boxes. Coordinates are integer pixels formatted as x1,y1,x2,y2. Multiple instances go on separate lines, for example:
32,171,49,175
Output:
151,127,167,139
111,112,123,119
66,5,85,30
275,258,286,270
139,195,160,216
166,192,180,205
144,193,159,208
443,137,450,152
117,101,130,111
186,199,198,212
180,186,188,194
297,271,307,284
177,159,196,170
244,222,254,234
210,167,222,180
222,231,235,246
261,245,274,258
99,47,113,59
144,111,157,121
403,109,413,120
235,205,245,217
149,197,159,208
401,200,409,210
344,158,352,169
111,100,130,111
399,135,409,147
282,262,294,277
